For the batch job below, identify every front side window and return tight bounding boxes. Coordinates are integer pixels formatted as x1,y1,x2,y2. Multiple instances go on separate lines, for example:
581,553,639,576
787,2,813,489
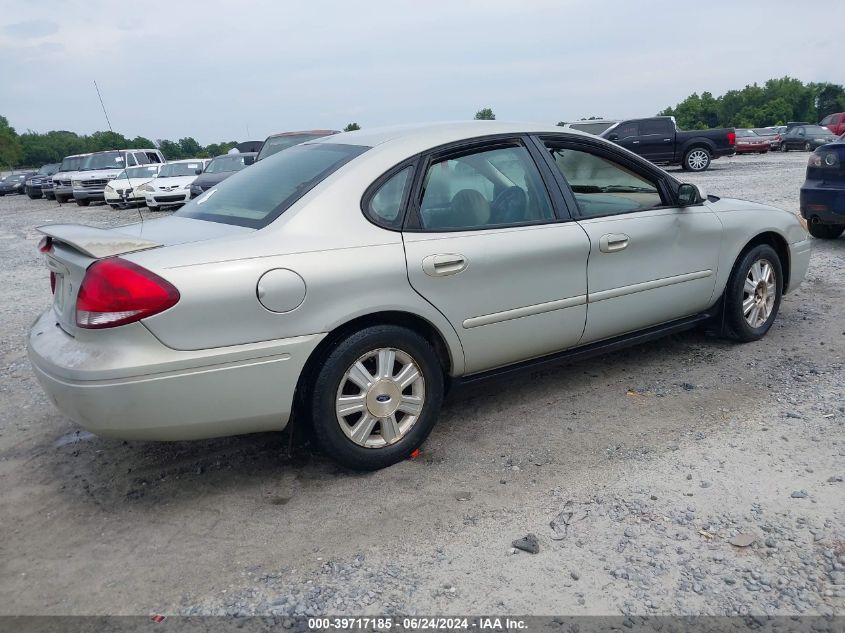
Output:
417,144,554,230
613,122,639,138
176,143,367,228
367,167,412,228
546,145,664,218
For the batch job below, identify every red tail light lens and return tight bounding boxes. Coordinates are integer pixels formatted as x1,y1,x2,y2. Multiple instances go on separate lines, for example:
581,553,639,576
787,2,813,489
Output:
727,131,736,145
76,258,180,329
50,271,56,294
38,236,53,253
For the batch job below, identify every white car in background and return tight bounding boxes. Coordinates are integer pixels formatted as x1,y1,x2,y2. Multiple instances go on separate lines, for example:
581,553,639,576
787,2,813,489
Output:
104,164,162,209
142,159,210,210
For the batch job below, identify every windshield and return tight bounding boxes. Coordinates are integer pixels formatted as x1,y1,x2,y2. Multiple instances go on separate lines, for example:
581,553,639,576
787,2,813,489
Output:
176,143,367,228
38,163,59,175
58,156,85,172
119,165,160,179
81,151,125,171
205,155,251,174
736,129,758,137
257,133,330,161
158,161,205,177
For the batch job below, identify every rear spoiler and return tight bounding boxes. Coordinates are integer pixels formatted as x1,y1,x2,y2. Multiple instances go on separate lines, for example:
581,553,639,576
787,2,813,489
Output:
37,224,161,259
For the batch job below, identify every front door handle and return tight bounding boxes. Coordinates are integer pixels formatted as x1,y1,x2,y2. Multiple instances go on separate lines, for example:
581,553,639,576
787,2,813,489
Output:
599,233,629,253
631,140,640,144
422,254,467,277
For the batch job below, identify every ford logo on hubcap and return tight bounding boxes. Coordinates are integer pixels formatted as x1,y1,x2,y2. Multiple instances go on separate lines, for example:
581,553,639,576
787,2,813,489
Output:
375,394,391,403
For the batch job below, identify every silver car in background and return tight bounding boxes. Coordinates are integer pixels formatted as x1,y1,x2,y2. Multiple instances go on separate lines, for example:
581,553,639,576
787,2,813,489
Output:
28,122,811,470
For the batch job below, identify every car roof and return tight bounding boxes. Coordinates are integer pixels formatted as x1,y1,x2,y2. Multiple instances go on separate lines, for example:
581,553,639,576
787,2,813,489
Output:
212,152,257,159
307,121,592,153
264,129,340,139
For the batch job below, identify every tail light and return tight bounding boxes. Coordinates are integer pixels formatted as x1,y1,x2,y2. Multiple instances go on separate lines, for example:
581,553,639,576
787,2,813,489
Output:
808,151,840,168
37,236,53,253
727,131,736,145
76,258,180,329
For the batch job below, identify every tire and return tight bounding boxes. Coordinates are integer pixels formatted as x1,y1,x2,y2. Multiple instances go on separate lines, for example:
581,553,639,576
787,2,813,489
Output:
807,223,844,239
804,142,812,152
683,147,711,172
781,143,788,152
308,325,444,470
76,199,90,207
28,192,42,199
55,194,68,203
723,244,783,342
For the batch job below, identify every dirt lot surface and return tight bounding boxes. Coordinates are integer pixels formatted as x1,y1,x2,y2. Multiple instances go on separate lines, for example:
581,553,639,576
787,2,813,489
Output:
0,152,843,617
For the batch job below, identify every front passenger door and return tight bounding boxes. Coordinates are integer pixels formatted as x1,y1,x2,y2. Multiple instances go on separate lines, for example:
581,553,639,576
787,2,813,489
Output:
541,139,722,343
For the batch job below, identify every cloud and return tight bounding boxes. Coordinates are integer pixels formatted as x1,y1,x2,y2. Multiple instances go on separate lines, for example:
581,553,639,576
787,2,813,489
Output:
2,19,59,39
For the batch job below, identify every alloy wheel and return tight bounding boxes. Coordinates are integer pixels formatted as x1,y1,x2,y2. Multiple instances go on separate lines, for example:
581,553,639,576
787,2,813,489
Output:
335,347,425,448
742,258,776,328
687,150,709,171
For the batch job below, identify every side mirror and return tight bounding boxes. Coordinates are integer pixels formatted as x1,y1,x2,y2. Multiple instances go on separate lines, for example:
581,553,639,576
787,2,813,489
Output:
677,183,701,206
195,168,202,175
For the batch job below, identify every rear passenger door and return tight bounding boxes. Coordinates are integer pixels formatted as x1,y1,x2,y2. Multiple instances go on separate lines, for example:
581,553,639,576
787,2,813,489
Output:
400,138,591,374
538,136,722,343
637,119,675,163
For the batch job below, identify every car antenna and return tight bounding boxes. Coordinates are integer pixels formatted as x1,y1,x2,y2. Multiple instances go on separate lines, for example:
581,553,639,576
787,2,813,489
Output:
94,79,144,225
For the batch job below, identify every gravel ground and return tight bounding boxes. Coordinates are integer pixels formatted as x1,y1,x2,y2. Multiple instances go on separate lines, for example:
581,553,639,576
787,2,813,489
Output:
0,151,843,617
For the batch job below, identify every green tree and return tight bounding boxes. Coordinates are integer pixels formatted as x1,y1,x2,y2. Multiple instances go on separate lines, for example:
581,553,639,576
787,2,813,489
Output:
156,139,184,160
178,137,203,157
474,107,495,120
343,122,361,132
130,136,156,148
814,83,845,119
0,115,23,169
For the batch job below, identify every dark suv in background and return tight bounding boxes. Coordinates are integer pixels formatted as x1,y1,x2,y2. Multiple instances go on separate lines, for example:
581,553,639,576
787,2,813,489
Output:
24,163,60,199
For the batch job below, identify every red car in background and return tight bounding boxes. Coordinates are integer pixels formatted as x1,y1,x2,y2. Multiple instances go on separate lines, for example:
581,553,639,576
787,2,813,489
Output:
819,112,845,136
734,129,769,154
753,127,784,150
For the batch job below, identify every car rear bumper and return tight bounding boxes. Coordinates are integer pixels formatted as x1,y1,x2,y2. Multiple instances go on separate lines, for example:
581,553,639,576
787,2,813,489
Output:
800,182,845,225
735,145,768,153
27,309,325,440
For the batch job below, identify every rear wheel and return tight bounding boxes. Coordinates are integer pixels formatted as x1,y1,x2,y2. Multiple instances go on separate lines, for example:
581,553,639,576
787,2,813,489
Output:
723,244,783,342
683,147,711,171
309,325,444,470
808,223,844,239
781,143,788,152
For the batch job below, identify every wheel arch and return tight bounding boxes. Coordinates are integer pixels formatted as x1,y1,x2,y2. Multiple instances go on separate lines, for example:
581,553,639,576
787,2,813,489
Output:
292,310,459,419
733,231,791,292
681,138,716,157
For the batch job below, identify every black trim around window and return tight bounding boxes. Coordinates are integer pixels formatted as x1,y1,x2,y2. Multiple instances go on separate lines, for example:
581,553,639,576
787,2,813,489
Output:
401,134,575,233
532,133,697,219
360,160,418,230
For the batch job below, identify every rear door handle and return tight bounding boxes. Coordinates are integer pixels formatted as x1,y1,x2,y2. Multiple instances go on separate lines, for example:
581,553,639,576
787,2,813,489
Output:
599,233,629,253
422,254,467,277
631,140,640,144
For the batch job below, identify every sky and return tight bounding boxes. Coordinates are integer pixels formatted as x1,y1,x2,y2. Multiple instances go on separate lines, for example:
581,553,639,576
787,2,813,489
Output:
0,0,841,145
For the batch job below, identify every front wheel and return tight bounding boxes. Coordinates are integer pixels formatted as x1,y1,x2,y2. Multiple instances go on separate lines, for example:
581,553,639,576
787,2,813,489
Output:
808,223,844,239
804,142,812,152
76,199,90,207
683,147,711,171
723,244,783,342
781,143,788,152
309,325,444,470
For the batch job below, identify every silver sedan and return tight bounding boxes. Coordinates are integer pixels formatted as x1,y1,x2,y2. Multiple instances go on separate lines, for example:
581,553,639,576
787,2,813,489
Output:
28,122,811,470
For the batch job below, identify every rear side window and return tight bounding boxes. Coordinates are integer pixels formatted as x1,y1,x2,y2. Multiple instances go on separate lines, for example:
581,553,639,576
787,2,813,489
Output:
176,143,367,228
417,144,554,231
641,119,673,136
366,166,413,229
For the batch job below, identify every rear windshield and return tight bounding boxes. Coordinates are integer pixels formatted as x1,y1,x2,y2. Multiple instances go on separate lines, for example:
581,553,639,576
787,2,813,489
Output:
176,143,367,228
569,122,615,135
159,162,205,177
736,129,758,137
257,133,332,161
205,155,251,173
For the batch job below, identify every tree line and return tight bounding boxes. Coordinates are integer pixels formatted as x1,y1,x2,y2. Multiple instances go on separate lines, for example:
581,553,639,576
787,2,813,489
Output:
659,77,845,130
0,117,366,169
